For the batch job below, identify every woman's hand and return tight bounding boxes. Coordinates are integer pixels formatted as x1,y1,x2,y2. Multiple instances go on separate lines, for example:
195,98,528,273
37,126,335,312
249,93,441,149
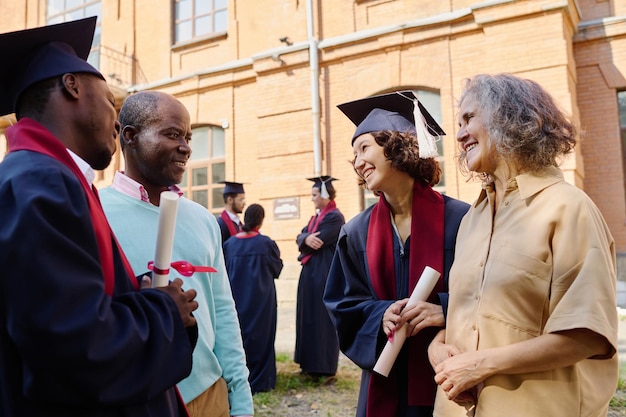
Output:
428,330,461,369
398,300,444,336
382,299,408,338
434,350,490,402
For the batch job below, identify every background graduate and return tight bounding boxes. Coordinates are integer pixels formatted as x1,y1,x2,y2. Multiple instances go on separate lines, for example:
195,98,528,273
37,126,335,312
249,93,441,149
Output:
294,176,345,378
224,203,284,394
323,91,469,417
217,181,246,244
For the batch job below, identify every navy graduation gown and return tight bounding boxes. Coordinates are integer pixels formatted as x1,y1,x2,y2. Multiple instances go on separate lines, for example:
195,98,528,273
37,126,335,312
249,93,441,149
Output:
223,233,283,394
294,208,345,375
0,150,195,417
217,213,240,245
323,196,469,417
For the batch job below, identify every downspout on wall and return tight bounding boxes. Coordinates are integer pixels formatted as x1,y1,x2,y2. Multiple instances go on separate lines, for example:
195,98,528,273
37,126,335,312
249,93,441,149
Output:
306,0,322,177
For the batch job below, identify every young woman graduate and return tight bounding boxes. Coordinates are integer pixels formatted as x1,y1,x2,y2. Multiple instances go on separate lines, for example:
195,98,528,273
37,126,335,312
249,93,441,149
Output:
323,91,470,417
223,204,284,394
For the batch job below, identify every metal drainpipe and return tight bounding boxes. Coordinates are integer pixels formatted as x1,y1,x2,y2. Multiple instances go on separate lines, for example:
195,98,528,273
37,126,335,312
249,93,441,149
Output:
306,0,322,177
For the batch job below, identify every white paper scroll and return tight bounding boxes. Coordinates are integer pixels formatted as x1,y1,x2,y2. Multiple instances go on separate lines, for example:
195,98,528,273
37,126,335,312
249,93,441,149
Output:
373,266,441,377
151,191,180,288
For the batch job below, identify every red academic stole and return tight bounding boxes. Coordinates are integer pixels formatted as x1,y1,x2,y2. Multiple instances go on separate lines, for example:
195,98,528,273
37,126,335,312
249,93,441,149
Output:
366,181,444,416
7,118,138,296
299,200,337,265
220,210,240,237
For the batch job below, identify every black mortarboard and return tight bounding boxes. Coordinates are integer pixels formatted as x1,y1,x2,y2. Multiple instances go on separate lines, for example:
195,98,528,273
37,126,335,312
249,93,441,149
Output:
307,176,337,199
220,181,245,195
337,91,445,158
0,17,104,116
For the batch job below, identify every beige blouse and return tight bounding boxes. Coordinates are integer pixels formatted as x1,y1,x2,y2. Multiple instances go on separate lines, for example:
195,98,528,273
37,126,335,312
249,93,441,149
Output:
434,167,618,417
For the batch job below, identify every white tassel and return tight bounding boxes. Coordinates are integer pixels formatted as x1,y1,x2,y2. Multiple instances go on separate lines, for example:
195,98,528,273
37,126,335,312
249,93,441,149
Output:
320,180,329,199
412,95,439,159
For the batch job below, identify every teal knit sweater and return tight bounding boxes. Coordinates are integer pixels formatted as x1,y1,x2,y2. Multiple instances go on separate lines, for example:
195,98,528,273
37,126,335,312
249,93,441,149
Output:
100,187,253,415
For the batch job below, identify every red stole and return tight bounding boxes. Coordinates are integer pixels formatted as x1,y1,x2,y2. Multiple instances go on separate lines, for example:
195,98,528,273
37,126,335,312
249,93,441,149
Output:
366,181,444,416
300,200,337,265
7,118,137,296
220,210,240,237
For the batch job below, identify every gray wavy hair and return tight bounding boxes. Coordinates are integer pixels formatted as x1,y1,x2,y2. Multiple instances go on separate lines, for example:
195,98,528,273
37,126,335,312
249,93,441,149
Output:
457,73,578,177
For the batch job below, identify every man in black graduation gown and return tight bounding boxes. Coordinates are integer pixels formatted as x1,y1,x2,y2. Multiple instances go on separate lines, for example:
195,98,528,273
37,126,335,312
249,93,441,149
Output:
217,181,246,244
0,18,198,417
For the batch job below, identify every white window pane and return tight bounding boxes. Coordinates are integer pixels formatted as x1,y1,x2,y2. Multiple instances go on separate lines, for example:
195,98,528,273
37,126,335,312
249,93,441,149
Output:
195,0,211,15
195,15,212,37
212,127,225,157
66,0,84,8
211,188,223,209
176,21,192,43
85,3,101,19
176,0,192,20
215,0,227,9
192,168,208,186
190,126,209,160
212,162,225,183
415,90,441,123
66,8,84,20
192,190,208,208
47,15,64,24
47,0,65,17
214,10,227,32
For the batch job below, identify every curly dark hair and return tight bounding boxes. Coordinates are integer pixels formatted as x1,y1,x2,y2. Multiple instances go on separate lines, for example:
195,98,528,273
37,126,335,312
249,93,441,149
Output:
457,74,577,178
242,203,265,232
351,130,441,189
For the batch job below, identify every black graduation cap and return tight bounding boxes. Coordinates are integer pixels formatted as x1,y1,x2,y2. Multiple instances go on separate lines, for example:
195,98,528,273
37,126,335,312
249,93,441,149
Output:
220,181,245,195
337,91,445,157
0,16,104,116
307,176,338,199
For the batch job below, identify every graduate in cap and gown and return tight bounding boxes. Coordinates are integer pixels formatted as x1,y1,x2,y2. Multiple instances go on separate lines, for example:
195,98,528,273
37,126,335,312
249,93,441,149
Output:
322,91,470,417
294,176,345,377
217,181,246,244
0,18,198,417
223,204,284,394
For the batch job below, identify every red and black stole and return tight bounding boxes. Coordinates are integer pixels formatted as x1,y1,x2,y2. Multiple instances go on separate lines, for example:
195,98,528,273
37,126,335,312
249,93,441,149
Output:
7,118,137,295
300,200,337,265
220,210,240,237
366,180,444,416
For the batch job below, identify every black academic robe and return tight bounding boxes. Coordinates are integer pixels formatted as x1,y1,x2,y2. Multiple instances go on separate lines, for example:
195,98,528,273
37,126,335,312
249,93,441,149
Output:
294,208,345,375
223,233,283,394
323,196,469,417
0,150,196,417
217,214,240,245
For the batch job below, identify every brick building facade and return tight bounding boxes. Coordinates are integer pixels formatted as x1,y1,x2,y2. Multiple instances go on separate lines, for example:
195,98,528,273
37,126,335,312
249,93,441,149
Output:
1,0,625,292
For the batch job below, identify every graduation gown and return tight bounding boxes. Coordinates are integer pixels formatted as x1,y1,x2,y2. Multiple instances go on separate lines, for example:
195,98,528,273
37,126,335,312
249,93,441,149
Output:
323,196,469,417
294,207,345,375
0,141,195,416
223,232,284,394
217,211,241,245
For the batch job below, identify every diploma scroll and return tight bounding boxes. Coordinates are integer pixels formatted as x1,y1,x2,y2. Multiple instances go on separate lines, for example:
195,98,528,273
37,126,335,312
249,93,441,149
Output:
151,191,180,287
372,266,441,377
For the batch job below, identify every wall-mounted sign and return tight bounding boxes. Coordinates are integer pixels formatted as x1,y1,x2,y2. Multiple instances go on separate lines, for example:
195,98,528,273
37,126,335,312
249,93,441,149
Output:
273,197,299,220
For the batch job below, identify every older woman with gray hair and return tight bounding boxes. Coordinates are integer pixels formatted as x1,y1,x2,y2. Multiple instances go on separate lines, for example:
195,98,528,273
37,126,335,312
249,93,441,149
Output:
430,73,618,417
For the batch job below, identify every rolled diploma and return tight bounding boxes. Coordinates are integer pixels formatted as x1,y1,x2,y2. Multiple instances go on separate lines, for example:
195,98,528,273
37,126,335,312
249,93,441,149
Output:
372,266,441,377
151,191,180,287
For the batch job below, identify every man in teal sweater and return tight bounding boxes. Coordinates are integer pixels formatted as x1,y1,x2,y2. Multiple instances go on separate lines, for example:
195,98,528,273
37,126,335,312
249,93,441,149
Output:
100,91,253,417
